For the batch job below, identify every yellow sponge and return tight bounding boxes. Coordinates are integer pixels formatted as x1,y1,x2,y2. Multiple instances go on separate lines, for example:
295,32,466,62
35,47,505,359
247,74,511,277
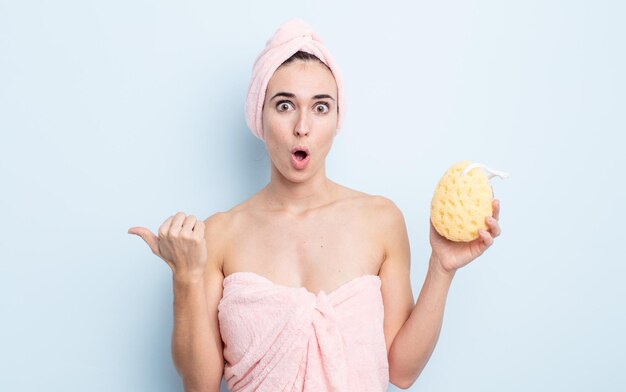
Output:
430,161,508,242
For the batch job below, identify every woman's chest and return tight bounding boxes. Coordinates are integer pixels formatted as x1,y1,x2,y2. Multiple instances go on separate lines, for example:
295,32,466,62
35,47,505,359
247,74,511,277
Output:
222,208,385,291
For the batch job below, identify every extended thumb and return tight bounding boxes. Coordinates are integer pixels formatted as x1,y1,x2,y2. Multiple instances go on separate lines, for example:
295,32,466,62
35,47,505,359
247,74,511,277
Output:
128,227,160,256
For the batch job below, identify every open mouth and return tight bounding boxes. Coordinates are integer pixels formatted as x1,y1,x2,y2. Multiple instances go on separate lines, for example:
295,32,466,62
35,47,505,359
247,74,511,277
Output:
291,146,310,161
293,150,308,161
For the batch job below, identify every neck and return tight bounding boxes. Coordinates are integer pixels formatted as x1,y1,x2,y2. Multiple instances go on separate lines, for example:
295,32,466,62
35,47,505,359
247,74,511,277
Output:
263,164,335,214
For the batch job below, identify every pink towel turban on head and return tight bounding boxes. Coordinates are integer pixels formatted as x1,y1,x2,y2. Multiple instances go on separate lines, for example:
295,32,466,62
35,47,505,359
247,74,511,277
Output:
245,18,346,140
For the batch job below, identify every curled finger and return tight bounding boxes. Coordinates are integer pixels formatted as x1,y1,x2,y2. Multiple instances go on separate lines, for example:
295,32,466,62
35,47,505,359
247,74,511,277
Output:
479,229,494,248
181,215,197,235
158,216,174,238
493,199,500,221
486,216,501,238
193,219,205,239
169,212,188,236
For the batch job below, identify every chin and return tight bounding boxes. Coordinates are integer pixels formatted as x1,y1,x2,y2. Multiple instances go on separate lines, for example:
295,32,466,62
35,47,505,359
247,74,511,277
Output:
284,170,311,184
275,164,317,184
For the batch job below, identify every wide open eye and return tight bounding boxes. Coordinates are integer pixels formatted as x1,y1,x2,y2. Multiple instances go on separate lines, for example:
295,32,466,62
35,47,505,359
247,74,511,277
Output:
276,101,294,112
314,103,330,114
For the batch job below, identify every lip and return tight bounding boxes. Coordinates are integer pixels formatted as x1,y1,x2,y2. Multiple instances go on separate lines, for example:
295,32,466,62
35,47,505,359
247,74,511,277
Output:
290,145,310,170
290,146,310,155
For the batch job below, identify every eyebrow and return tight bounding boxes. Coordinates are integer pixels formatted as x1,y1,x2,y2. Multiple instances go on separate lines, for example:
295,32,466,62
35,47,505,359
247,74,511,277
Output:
270,92,336,101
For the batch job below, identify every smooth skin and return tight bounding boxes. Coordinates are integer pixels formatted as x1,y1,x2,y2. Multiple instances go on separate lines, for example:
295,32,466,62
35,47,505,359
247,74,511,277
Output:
128,59,501,391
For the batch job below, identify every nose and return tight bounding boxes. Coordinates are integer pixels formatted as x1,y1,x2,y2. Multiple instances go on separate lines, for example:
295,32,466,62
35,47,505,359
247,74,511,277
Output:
293,110,310,137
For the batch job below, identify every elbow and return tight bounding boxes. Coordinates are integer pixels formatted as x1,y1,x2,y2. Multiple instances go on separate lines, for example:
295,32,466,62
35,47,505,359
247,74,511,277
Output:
389,365,420,390
173,354,224,392
178,368,223,392
182,378,222,392
390,376,416,390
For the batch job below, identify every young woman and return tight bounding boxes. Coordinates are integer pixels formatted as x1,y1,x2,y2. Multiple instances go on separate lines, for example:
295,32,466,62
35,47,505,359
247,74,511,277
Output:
128,19,501,392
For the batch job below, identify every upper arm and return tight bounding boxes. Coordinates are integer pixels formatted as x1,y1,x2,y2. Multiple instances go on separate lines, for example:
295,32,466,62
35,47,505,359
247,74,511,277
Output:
202,212,229,376
375,198,415,353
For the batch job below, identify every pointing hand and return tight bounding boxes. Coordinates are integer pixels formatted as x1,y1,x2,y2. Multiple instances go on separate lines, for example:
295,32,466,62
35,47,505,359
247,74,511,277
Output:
128,212,208,282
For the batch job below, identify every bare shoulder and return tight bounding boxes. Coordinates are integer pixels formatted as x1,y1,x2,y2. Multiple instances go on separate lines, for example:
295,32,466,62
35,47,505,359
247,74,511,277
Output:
336,185,405,227
363,195,406,244
365,194,403,219
201,196,259,271
203,194,259,237
203,210,232,235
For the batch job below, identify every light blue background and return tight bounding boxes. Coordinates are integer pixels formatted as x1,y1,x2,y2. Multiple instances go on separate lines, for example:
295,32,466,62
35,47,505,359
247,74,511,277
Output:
1,0,624,391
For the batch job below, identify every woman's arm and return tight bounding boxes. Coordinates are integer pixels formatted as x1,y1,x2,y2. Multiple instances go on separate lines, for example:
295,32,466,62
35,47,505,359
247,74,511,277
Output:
386,254,454,389
171,213,226,392
129,211,225,391
379,199,501,389
172,267,224,391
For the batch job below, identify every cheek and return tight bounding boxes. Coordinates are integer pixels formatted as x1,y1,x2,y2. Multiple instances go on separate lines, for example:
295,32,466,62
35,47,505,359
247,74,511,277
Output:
262,109,290,138
321,111,338,136
316,130,336,155
322,115,338,136
263,132,287,163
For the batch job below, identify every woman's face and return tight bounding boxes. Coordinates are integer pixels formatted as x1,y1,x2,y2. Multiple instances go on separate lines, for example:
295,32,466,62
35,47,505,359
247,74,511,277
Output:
262,59,338,183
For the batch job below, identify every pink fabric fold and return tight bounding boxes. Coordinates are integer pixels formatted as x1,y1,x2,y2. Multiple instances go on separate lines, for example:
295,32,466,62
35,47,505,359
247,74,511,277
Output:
218,272,389,391
245,18,346,140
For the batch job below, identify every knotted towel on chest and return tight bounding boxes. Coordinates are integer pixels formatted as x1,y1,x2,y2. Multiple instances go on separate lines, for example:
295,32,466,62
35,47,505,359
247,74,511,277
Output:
217,272,389,392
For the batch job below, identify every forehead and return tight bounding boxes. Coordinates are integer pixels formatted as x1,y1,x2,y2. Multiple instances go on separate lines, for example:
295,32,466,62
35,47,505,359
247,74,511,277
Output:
265,60,338,99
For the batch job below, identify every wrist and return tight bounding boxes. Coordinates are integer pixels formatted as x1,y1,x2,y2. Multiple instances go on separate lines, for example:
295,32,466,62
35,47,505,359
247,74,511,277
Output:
171,274,207,311
428,253,456,281
173,272,205,287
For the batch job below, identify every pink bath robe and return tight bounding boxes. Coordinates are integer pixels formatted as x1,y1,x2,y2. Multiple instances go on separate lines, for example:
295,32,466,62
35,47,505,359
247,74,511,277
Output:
218,271,389,391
